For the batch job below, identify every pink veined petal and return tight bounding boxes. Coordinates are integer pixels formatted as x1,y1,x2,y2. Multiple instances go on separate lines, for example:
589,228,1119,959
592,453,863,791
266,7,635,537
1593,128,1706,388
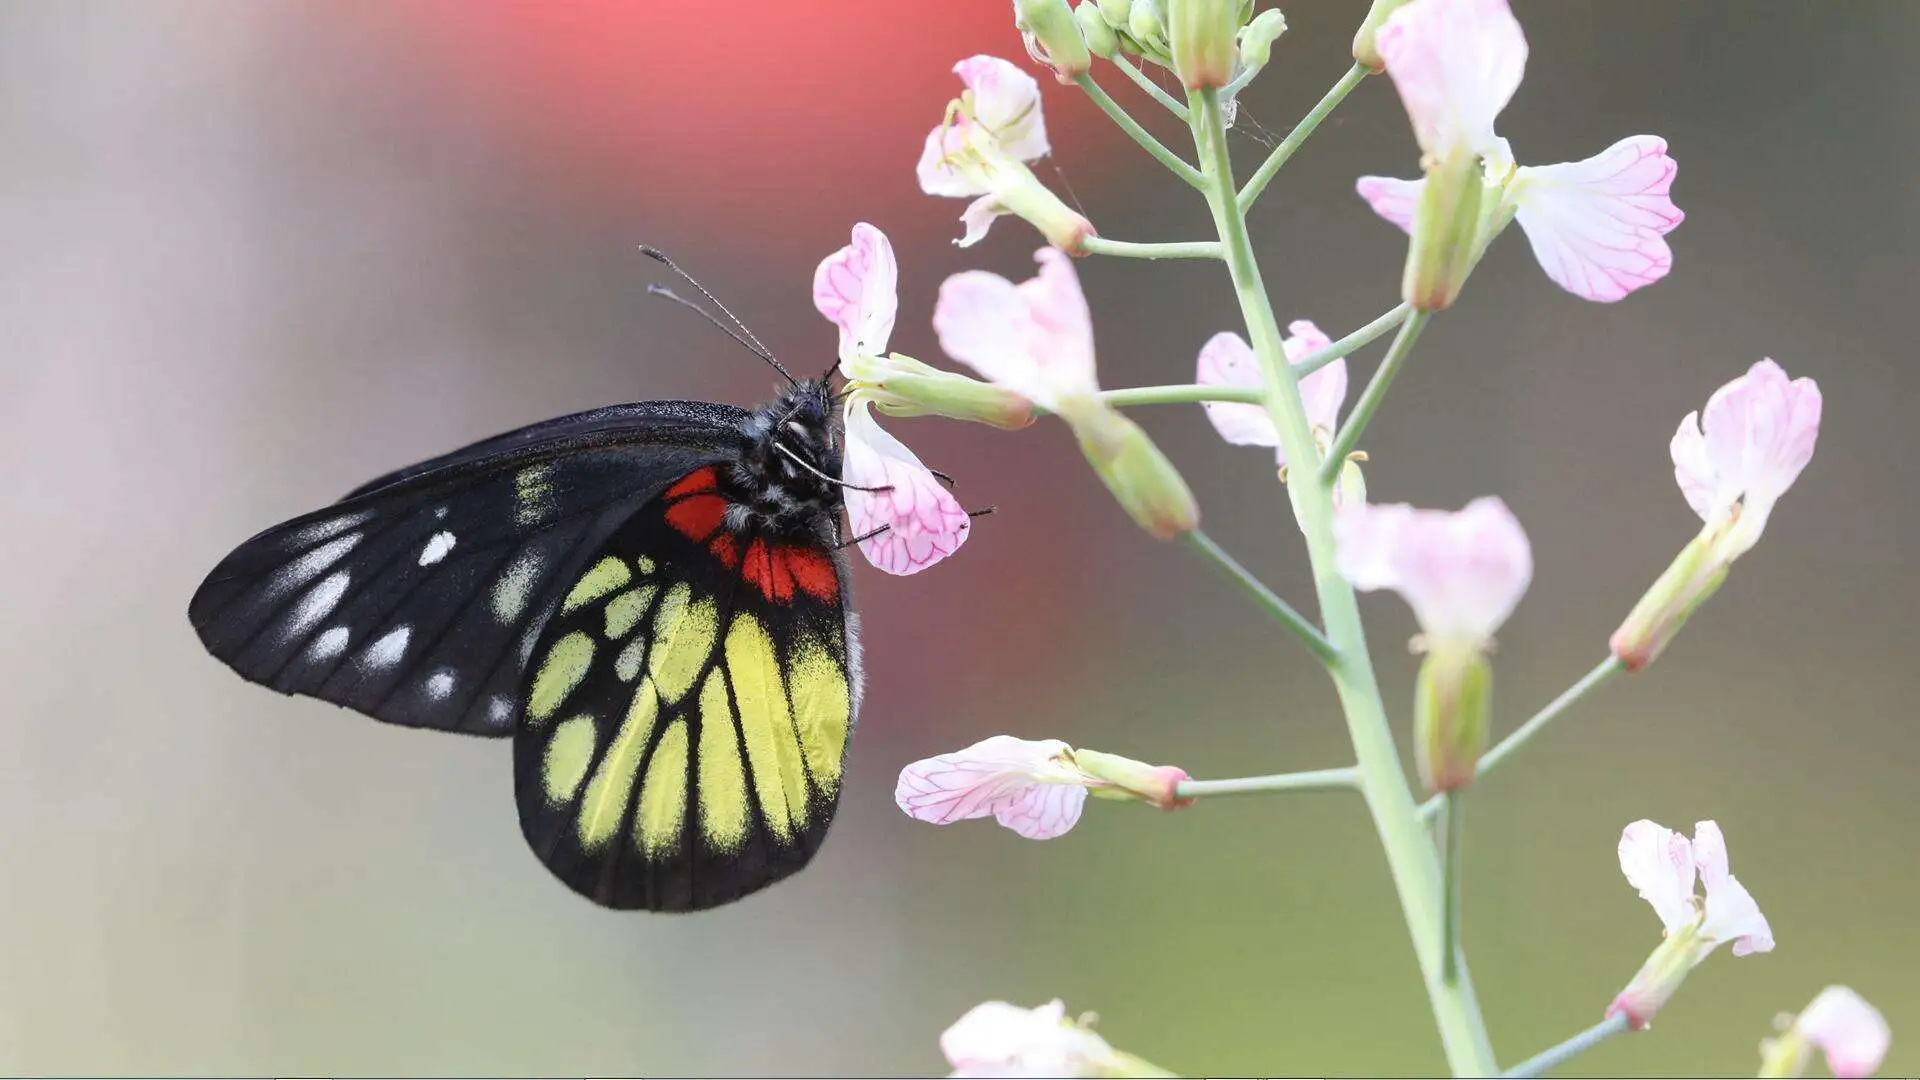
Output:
1669,409,1717,523
954,56,1050,161
842,402,971,575
1511,136,1681,302
992,781,1088,839
813,222,898,366
1196,331,1280,451
958,194,1006,248
1333,502,1419,594
918,123,984,198
1285,320,1346,435
1618,819,1698,934
1797,987,1892,1079
1337,498,1531,642
1015,249,1098,398
1691,820,1774,955
934,270,1039,398
1375,0,1527,159
894,736,1074,826
1356,174,1424,234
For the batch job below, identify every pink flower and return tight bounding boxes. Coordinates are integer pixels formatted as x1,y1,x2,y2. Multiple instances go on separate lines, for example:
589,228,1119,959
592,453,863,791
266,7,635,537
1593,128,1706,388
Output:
1333,497,1532,648
1358,135,1684,303
934,248,1099,411
1671,358,1821,561
1619,819,1774,955
894,736,1189,840
917,56,1093,250
813,224,971,575
940,1000,1120,1078
1195,321,1345,468
1376,0,1526,164
1794,986,1891,1079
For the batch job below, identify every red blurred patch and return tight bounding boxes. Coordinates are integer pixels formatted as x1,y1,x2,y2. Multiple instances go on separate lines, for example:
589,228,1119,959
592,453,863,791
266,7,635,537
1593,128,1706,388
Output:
784,546,838,602
665,494,726,542
665,467,717,500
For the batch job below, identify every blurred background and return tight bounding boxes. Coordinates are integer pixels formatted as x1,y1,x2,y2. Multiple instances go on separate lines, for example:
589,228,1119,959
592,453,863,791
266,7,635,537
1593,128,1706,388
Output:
1,1,1913,1075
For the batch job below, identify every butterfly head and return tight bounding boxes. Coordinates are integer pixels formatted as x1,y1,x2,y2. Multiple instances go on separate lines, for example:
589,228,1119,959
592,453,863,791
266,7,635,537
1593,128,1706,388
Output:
731,378,844,536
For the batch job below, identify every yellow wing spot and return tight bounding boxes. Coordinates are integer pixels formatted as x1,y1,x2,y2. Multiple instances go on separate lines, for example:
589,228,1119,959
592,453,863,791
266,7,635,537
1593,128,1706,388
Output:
603,583,659,640
650,596,717,703
696,671,748,851
542,714,598,806
633,554,657,575
786,632,852,793
562,557,631,614
577,680,659,850
727,614,809,837
527,631,594,724
615,637,647,682
636,720,689,856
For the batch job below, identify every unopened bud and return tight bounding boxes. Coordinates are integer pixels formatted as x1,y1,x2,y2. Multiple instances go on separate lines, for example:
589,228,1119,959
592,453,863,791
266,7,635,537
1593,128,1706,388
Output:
1757,1030,1814,1080
1168,0,1239,89
1609,532,1729,672
1402,151,1485,311
1414,642,1492,794
1061,400,1199,539
1072,748,1193,809
1238,8,1287,69
1126,0,1164,44
1609,923,1711,1030
1075,1,1120,57
1016,0,1094,81
845,352,1035,430
1352,0,1411,71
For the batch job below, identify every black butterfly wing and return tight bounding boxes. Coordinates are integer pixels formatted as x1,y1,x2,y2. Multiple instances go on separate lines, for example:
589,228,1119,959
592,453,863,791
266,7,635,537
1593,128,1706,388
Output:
190,401,752,737
513,465,861,911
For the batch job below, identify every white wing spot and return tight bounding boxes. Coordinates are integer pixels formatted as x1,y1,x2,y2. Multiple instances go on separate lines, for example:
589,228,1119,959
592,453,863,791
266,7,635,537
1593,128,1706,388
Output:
425,670,456,699
433,505,449,519
287,511,372,548
285,571,351,640
418,531,457,566
492,551,545,624
363,625,412,669
310,626,350,660
488,695,514,723
271,532,362,596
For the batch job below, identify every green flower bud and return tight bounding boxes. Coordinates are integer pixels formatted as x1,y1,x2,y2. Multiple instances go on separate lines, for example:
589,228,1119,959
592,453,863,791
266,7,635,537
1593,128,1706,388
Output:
1016,0,1093,81
1609,532,1730,672
1238,8,1287,69
843,352,1035,430
1061,400,1199,539
1098,0,1132,28
1352,0,1412,71
1168,0,1240,89
1609,922,1714,1030
1075,0,1120,58
1071,748,1193,809
1414,642,1492,794
1402,150,1485,311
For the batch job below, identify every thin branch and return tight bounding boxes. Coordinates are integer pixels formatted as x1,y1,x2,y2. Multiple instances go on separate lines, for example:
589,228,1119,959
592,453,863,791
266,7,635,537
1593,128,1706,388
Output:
1501,1014,1633,1078
1441,791,1464,985
1237,62,1371,211
1185,531,1338,665
1080,237,1223,260
1294,302,1413,378
1176,766,1359,800
1098,384,1263,408
1317,310,1430,484
1075,74,1207,190
1112,54,1189,119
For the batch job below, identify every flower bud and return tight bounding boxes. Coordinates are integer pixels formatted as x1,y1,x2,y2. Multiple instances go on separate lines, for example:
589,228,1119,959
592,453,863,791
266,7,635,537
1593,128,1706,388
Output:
1608,922,1712,1030
1402,151,1486,311
1332,454,1367,509
1126,0,1163,44
843,351,1035,430
1017,0,1094,81
1061,400,1199,539
1609,532,1729,672
1414,641,1492,793
1072,748,1193,809
1098,0,1132,27
1075,0,1120,58
1351,0,1412,71
1168,0,1239,89
1238,8,1287,69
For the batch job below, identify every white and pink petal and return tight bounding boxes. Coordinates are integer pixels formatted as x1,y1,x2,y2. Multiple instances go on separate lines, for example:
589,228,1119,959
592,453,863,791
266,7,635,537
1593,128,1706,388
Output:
1618,819,1698,935
1375,0,1528,160
1196,331,1278,450
1356,175,1424,234
1510,136,1682,302
813,222,898,364
843,402,971,576
953,56,1050,161
1796,986,1891,1079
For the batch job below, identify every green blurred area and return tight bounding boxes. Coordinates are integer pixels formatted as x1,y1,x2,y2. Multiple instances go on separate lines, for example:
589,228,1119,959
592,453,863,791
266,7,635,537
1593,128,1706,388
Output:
0,1,1912,1075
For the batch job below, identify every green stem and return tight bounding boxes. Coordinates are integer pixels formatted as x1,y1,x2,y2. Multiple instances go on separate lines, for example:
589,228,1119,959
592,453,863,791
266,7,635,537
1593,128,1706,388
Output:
1080,237,1223,260
1176,766,1359,800
1317,311,1429,484
1501,1014,1633,1078
1295,302,1413,378
1112,54,1189,119
1442,791,1464,985
1186,532,1337,665
1237,62,1371,211
1075,74,1206,190
1188,87,1496,1077
1418,658,1625,822
1099,384,1262,407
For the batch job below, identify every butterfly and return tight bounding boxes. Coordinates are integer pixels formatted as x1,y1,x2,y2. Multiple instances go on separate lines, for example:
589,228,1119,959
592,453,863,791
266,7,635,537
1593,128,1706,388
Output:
190,253,880,912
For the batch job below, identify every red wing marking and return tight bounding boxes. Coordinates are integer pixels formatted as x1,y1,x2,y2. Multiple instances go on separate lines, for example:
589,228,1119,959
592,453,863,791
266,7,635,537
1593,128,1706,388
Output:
665,467,718,500
739,539,797,603
666,494,727,542
783,547,838,602
709,532,740,570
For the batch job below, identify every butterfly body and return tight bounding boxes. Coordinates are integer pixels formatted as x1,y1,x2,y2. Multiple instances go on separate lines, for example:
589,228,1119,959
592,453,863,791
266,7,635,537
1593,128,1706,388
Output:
191,378,863,910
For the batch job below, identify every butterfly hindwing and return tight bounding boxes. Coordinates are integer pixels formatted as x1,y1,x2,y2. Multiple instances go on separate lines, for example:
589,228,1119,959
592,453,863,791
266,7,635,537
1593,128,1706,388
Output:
189,402,751,736
514,466,860,911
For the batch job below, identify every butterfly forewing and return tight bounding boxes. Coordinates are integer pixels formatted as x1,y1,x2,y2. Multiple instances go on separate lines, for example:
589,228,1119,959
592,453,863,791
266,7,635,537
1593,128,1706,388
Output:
190,402,749,736
514,466,860,911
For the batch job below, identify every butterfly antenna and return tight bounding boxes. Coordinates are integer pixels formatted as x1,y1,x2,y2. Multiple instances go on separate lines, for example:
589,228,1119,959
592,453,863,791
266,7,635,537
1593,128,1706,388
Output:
639,246,796,384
